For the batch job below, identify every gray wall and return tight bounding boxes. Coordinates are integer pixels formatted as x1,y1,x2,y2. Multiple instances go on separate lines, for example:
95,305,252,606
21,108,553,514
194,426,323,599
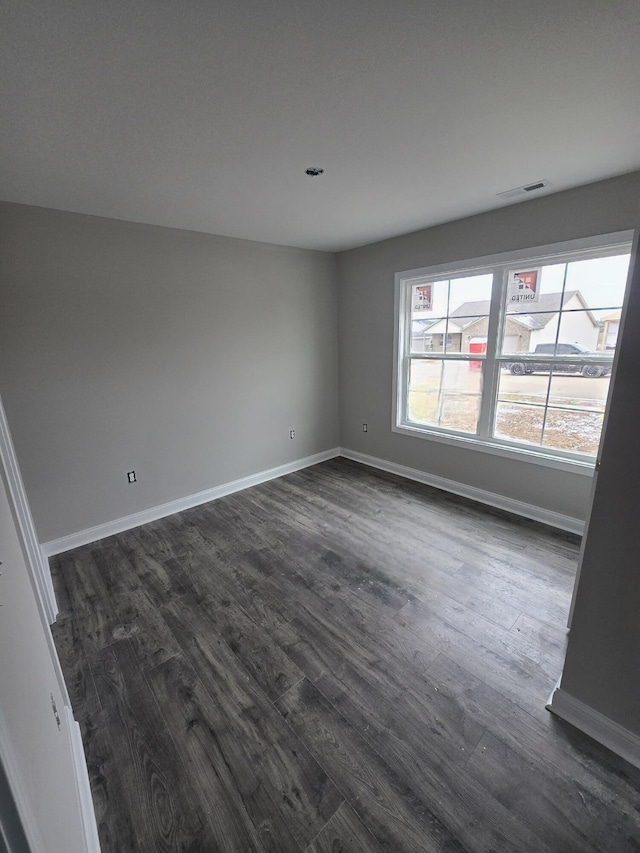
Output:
559,222,640,735
2,173,639,543
336,171,640,522
0,203,339,542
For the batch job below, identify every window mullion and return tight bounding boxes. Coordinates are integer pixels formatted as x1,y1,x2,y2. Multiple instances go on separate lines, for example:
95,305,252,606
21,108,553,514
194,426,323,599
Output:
476,267,504,439
401,281,412,424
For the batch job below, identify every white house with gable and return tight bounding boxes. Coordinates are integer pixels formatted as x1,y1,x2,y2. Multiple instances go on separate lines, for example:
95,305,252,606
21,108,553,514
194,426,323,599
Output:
412,290,599,354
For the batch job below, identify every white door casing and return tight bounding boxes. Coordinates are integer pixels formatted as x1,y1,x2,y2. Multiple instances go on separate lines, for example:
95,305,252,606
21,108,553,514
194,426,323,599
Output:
0,395,57,624
0,395,100,852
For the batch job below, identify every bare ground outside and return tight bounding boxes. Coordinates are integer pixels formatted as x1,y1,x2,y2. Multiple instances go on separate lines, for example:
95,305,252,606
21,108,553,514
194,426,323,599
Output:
408,367,609,455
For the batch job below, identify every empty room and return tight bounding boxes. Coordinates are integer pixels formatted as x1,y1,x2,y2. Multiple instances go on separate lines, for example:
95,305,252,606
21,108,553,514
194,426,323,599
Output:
2,1,640,851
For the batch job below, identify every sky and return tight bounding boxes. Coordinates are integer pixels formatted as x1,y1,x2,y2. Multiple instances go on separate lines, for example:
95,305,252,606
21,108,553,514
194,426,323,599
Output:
412,253,631,321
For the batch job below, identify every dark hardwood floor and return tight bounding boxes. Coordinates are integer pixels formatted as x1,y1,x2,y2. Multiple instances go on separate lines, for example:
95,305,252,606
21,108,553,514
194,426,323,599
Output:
50,458,640,852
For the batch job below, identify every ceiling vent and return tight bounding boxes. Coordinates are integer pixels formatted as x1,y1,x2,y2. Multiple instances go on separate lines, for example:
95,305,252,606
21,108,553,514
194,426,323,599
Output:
497,180,552,200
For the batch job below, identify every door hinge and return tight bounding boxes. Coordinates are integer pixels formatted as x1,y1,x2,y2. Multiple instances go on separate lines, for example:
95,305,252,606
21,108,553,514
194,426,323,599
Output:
51,694,61,730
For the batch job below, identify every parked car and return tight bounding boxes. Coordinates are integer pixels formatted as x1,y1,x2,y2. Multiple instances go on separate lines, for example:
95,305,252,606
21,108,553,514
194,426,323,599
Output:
505,343,613,377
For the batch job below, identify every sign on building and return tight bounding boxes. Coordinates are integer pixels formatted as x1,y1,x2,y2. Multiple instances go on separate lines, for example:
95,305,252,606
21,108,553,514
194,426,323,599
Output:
413,284,433,311
507,268,541,304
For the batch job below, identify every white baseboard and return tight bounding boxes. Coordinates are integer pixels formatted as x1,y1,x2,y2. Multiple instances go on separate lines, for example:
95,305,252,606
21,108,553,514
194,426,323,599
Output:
339,448,584,535
42,444,582,556
42,448,340,556
547,686,640,770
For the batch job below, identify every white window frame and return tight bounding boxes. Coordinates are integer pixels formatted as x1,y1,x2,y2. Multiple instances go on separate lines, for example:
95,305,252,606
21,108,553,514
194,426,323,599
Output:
393,231,633,475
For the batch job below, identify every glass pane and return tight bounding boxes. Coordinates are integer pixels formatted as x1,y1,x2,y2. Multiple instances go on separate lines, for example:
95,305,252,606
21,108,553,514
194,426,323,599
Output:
444,319,463,353
493,366,608,456
505,263,565,314
494,366,548,445
410,280,449,320
494,402,544,446
502,253,630,359
411,317,447,353
602,316,620,351
502,264,563,354
558,310,600,355
448,274,493,316
448,274,492,354
410,274,494,355
410,279,449,354
544,308,620,376
564,254,630,314
497,362,550,405
542,409,604,455
500,315,560,357
407,359,482,434
547,369,610,412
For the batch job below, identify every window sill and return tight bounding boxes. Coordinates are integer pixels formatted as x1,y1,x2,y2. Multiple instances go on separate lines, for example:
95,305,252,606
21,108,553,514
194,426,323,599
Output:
392,422,596,476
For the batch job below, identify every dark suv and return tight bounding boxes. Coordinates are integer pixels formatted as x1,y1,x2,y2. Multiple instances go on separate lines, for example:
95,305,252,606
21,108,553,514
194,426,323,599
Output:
506,343,613,377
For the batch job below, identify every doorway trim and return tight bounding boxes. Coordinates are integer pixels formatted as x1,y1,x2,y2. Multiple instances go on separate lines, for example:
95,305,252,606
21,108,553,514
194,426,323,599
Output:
0,396,57,624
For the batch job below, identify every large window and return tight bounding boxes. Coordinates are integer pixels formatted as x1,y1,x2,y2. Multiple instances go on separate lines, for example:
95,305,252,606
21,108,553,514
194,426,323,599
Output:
394,234,632,468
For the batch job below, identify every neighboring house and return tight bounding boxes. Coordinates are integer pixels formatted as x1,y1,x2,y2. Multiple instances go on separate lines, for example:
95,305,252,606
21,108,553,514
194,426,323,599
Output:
598,310,622,350
411,291,599,353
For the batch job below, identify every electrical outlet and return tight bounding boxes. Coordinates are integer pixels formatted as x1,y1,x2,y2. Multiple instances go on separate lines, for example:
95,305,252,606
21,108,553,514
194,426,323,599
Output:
289,429,296,439
362,423,368,432
127,471,137,483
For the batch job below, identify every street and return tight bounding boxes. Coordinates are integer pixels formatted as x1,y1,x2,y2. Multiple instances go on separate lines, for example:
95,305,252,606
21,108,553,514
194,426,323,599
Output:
408,361,609,453
499,371,609,408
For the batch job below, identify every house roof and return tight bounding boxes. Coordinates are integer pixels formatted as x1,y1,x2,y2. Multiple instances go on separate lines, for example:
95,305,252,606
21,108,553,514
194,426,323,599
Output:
601,310,622,322
447,291,598,331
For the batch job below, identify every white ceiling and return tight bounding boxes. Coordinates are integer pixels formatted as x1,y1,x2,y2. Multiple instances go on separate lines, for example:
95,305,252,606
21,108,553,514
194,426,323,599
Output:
2,0,640,252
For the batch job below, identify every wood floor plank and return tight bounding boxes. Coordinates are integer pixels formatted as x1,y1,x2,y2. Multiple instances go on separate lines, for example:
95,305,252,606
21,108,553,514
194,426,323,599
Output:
81,707,141,852
408,564,524,629
146,653,295,853
255,477,466,583
276,677,470,853
181,532,276,601
49,457,640,853
467,730,624,853
189,500,283,560
510,611,569,664
306,802,385,853
311,459,578,579
161,594,344,849
167,547,238,612
269,571,438,679
50,614,101,735
273,606,479,766
53,548,122,655
453,561,571,628
90,641,220,852
275,622,550,851
206,601,304,701
234,572,297,634
393,595,560,717
120,517,191,563
117,532,191,607
248,516,415,620
427,652,640,847
325,558,413,618
89,540,183,670
279,472,491,573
